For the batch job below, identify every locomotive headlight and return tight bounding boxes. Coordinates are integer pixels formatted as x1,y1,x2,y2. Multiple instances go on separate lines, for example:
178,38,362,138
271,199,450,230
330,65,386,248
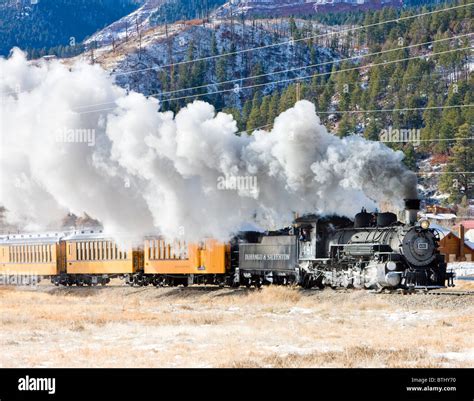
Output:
420,219,430,230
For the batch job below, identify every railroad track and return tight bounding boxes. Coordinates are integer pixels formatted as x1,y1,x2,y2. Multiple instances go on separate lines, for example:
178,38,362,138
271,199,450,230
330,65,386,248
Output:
424,290,474,296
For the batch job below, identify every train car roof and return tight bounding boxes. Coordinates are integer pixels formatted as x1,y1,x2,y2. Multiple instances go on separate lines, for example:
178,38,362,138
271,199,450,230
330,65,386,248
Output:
0,231,70,245
62,229,114,241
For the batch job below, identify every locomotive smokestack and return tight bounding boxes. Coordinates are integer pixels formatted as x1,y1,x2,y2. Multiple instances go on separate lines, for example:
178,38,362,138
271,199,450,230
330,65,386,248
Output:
404,199,420,225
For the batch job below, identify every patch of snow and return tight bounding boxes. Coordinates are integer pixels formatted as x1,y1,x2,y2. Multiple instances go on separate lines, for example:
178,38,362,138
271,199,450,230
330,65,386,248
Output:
435,350,474,362
448,262,474,277
288,307,313,315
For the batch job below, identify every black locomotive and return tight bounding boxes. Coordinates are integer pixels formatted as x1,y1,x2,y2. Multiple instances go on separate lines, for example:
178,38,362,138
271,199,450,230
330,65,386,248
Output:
234,199,454,290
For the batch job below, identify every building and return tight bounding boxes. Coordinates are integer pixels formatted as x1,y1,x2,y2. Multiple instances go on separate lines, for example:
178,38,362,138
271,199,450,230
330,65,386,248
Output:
437,223,474,262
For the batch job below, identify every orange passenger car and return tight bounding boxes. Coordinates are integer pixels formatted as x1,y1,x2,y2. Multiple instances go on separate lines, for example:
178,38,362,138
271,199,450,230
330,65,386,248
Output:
143,237,229,285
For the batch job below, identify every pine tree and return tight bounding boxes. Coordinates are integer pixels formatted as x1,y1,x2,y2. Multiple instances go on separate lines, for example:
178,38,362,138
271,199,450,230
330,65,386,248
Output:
402,144,417,171
268,92,280,124
439,123,474,203
259,96,271,127
337,114,355,137
246,92,262,133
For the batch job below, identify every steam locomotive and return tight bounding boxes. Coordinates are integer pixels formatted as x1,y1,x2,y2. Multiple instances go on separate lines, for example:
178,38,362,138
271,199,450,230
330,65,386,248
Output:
0,199,454,291
235,199,453,290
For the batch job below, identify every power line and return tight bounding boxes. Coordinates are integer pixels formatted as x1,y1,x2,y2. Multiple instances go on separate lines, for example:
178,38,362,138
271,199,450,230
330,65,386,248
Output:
417,172,474,174
112,2,473,77
381,137,474,143
156,33,472,98
69,65,471,114
9,45,466,116
158,46,472,104
314,104,473,114
66,34,472,113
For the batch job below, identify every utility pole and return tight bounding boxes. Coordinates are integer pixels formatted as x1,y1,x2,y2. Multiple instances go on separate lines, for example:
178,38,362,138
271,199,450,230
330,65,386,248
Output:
296,82,301,102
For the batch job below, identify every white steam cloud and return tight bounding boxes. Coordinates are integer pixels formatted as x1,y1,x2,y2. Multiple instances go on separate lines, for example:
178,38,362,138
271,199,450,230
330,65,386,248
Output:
0,49,417,241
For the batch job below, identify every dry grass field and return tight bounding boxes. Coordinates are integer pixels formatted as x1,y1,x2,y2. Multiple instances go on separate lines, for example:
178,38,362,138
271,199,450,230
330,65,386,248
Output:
0,280,473,368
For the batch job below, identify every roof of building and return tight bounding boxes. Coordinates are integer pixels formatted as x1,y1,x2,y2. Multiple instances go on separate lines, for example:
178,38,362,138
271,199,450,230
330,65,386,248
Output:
420,213,458,220
441,230,474,250
453,220,474,230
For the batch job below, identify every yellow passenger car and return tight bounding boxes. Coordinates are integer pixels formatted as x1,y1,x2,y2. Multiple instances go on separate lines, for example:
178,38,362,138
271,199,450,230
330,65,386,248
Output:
0,232,66,278
63,231,142,275
143,237,229,285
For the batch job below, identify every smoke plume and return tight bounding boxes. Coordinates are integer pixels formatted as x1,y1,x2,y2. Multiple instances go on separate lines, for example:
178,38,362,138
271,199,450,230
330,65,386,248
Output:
0,49,417,241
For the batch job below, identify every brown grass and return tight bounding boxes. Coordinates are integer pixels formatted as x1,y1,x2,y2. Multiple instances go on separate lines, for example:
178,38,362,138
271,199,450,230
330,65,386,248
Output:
0,282,472,368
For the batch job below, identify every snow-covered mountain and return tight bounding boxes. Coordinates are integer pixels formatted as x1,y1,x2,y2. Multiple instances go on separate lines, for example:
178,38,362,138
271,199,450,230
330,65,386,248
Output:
213,0,403,18
85,0,166,46
78,17,340,108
